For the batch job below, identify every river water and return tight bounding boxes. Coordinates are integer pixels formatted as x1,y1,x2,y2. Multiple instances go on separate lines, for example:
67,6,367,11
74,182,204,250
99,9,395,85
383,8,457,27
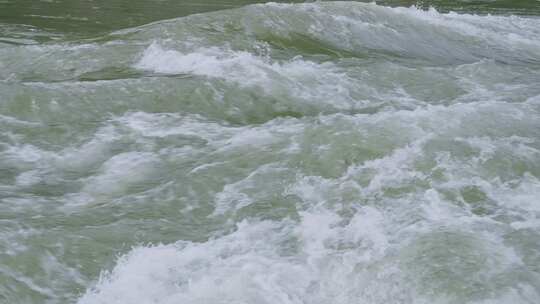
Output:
1,1,540,303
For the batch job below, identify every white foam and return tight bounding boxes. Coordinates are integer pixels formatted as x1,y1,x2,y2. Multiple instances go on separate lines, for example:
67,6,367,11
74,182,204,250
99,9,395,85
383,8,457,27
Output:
262,2,540,62
78,206,407,304
135,43,359,110
81,151,162,197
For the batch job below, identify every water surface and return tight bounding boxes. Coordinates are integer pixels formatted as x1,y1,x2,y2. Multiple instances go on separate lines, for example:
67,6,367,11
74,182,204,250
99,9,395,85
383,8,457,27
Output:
1,1,540,303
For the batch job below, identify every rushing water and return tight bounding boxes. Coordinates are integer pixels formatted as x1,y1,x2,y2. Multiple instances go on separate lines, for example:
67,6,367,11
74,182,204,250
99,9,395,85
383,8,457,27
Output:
1,1,540,303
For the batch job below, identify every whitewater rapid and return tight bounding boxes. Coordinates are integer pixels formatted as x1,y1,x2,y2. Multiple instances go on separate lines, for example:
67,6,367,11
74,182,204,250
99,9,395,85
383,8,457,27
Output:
1,2,539,303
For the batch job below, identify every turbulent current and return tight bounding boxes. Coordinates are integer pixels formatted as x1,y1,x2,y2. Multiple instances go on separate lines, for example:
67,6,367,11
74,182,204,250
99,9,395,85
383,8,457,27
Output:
1,1,540,303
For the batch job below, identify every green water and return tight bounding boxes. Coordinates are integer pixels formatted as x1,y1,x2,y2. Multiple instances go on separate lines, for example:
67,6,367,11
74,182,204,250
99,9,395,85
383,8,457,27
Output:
2,0,539,35
1,1,540,303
